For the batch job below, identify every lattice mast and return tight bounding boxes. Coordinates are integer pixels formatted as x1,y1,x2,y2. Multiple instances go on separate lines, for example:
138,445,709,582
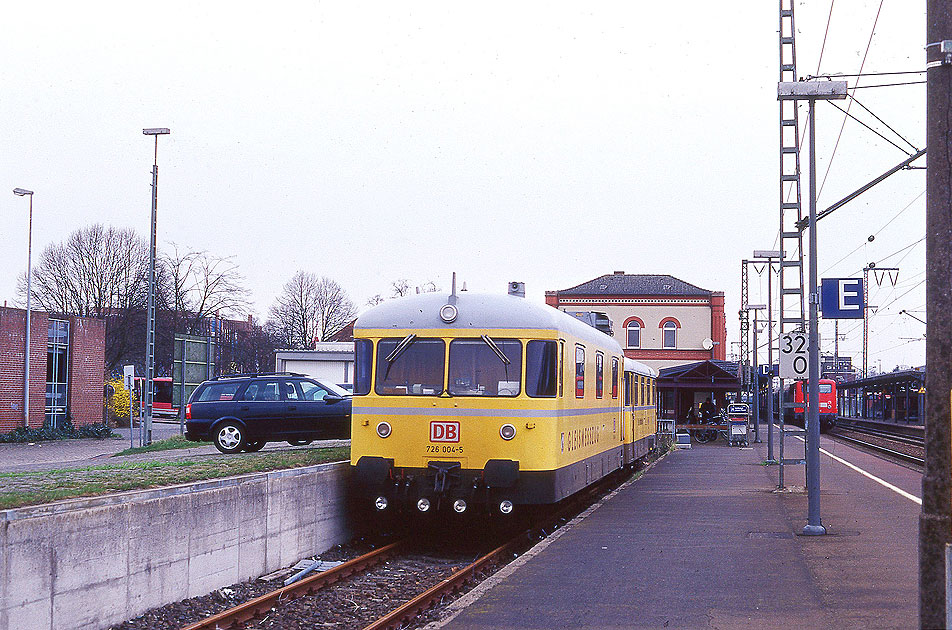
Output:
779,0,806,334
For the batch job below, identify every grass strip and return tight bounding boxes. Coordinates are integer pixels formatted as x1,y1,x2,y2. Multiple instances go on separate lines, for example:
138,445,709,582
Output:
0,447,349,511
114,434,210,456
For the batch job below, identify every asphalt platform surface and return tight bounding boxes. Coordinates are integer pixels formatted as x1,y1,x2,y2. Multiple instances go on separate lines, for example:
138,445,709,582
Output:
436,431,919,630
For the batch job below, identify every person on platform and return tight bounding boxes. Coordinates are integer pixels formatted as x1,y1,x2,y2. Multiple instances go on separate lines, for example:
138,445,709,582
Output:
700,397,716,422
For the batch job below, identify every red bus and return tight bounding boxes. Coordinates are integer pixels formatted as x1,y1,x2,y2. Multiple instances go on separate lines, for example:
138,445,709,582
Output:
784,378,837,432
134,376,178,418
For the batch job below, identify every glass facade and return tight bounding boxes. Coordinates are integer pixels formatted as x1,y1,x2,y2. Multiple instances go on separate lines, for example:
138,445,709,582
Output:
46,319,69,428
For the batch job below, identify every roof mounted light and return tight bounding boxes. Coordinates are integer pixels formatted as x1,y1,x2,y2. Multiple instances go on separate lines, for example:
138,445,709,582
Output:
440,303,458,323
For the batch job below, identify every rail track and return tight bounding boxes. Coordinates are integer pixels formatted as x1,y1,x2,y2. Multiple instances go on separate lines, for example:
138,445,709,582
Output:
830,419,924,467
174,464,638,630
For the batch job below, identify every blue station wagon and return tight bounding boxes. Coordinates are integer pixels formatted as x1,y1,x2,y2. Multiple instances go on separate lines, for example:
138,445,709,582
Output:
185,373,352,453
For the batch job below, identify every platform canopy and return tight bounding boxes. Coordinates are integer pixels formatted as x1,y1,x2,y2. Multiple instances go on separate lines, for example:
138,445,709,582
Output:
657,360,742,390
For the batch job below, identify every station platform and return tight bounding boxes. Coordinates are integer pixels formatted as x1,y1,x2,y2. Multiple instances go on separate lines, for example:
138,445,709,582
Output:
436,432,920,629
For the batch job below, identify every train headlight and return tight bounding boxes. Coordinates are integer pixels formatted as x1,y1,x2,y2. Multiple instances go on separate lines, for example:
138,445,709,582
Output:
453,499,467,513
376,422,392,438
375,496,389,511
417,498,431,512
499,423,516,441
439,303,458,323
499,500,514,514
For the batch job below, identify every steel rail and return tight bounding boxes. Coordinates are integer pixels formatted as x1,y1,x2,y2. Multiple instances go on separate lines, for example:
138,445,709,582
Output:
180,540,407,630
361,535,525,630
831,432,925,467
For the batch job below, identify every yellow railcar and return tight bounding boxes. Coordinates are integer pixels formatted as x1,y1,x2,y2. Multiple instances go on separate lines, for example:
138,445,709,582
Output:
350,285,657,515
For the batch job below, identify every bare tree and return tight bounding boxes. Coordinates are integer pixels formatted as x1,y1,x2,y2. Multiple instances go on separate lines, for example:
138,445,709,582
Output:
267,272,356,348
24,224,149,317
314,277,356,342
159,245,250,336
268,271,321,349
20,224,151,373
391,279,410,298
366,294,385,307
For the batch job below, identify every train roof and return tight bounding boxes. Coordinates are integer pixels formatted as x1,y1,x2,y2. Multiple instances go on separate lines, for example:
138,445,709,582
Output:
624,358,657,378
356,291,623,352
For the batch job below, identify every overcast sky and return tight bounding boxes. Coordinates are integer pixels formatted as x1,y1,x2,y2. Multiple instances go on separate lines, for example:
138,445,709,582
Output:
1,1,927,372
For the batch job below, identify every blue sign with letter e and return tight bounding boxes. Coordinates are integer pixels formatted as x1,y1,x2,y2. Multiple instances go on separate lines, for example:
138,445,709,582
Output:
821,277,864,319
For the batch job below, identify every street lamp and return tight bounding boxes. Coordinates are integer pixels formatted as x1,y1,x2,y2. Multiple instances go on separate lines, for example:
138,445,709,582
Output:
752,249,783,453
746,305,766,444
12,188,34,428
142,127,170,445
778,80,847,536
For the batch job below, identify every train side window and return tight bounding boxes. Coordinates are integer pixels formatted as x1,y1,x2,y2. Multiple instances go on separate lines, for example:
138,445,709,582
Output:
575,345,585,398
624,372,631,406
526,340,558,398
633,375,640,405
558,340,564,397
354,339,373,395
611,358,619,399
595,353,604,399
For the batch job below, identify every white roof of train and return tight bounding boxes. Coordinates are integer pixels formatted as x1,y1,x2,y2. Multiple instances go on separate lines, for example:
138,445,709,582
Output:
625,357,657,378
356,291,623,352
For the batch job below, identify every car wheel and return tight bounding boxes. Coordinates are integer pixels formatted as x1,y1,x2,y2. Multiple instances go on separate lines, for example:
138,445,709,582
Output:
287,440,313,446
214,422,245,454
243,441,266,452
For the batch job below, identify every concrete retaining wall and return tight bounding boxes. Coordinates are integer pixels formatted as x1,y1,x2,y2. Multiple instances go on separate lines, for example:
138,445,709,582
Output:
0,461,352,630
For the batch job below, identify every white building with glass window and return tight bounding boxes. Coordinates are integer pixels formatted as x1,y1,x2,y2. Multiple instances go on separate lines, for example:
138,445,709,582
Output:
545,272,727,372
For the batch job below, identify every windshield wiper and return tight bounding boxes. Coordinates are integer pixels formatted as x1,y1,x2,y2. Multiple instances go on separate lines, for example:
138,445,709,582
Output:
383,334,417,380
480,335,511,365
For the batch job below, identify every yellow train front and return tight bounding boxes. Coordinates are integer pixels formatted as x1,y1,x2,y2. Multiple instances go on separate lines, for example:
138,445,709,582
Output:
350,284,658,516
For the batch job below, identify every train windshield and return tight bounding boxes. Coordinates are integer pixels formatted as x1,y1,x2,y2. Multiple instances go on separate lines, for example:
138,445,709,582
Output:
448,338,522,397
375,337,445,395
819,383,833,393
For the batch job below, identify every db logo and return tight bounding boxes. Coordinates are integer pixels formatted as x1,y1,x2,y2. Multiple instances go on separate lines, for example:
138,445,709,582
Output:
430,421,460,443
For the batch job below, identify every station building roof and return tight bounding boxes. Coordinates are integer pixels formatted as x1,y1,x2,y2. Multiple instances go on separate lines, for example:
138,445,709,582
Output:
547,273,714,297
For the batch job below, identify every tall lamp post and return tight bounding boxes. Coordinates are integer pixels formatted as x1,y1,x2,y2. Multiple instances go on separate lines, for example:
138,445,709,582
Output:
778,79,847,536
12,188,34,428
752,250,783,452
746,305,766,442
142,127,170,446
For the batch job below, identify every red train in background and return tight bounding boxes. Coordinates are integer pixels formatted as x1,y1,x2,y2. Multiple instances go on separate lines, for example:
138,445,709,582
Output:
784,378,838,432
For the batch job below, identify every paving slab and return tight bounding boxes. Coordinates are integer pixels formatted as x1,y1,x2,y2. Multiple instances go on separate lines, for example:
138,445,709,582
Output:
436,432,919,630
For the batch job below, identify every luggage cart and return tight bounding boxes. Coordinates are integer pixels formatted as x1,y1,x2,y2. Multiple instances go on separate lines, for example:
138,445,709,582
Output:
726,403,750,447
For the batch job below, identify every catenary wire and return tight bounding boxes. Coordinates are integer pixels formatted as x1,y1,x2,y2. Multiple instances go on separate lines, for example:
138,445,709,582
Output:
816,0,886,202
827,100,914,154
849,95,920,152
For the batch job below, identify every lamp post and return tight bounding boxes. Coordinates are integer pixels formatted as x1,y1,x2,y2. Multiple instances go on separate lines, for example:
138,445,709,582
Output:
753,250,783,452
12,188,34,428
142,127,170,446
778,80,847,536
746,305,766,443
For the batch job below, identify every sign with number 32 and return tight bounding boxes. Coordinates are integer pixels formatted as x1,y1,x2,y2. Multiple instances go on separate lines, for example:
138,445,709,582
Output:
779,332,808,380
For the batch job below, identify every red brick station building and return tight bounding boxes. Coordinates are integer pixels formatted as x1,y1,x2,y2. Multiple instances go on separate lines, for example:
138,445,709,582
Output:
0,306,105,432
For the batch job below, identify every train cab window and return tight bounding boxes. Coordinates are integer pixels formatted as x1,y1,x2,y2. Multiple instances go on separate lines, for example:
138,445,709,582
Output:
595,353,604,399
526,340,558,398
575,346,585,398
611,358,619,399
354,339,373,395
375,337,445,395
819,383,833,393
449,337,522,397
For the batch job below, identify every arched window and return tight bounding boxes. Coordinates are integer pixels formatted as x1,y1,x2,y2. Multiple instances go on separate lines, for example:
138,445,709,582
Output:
662,321,677,348
625,320,642,348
